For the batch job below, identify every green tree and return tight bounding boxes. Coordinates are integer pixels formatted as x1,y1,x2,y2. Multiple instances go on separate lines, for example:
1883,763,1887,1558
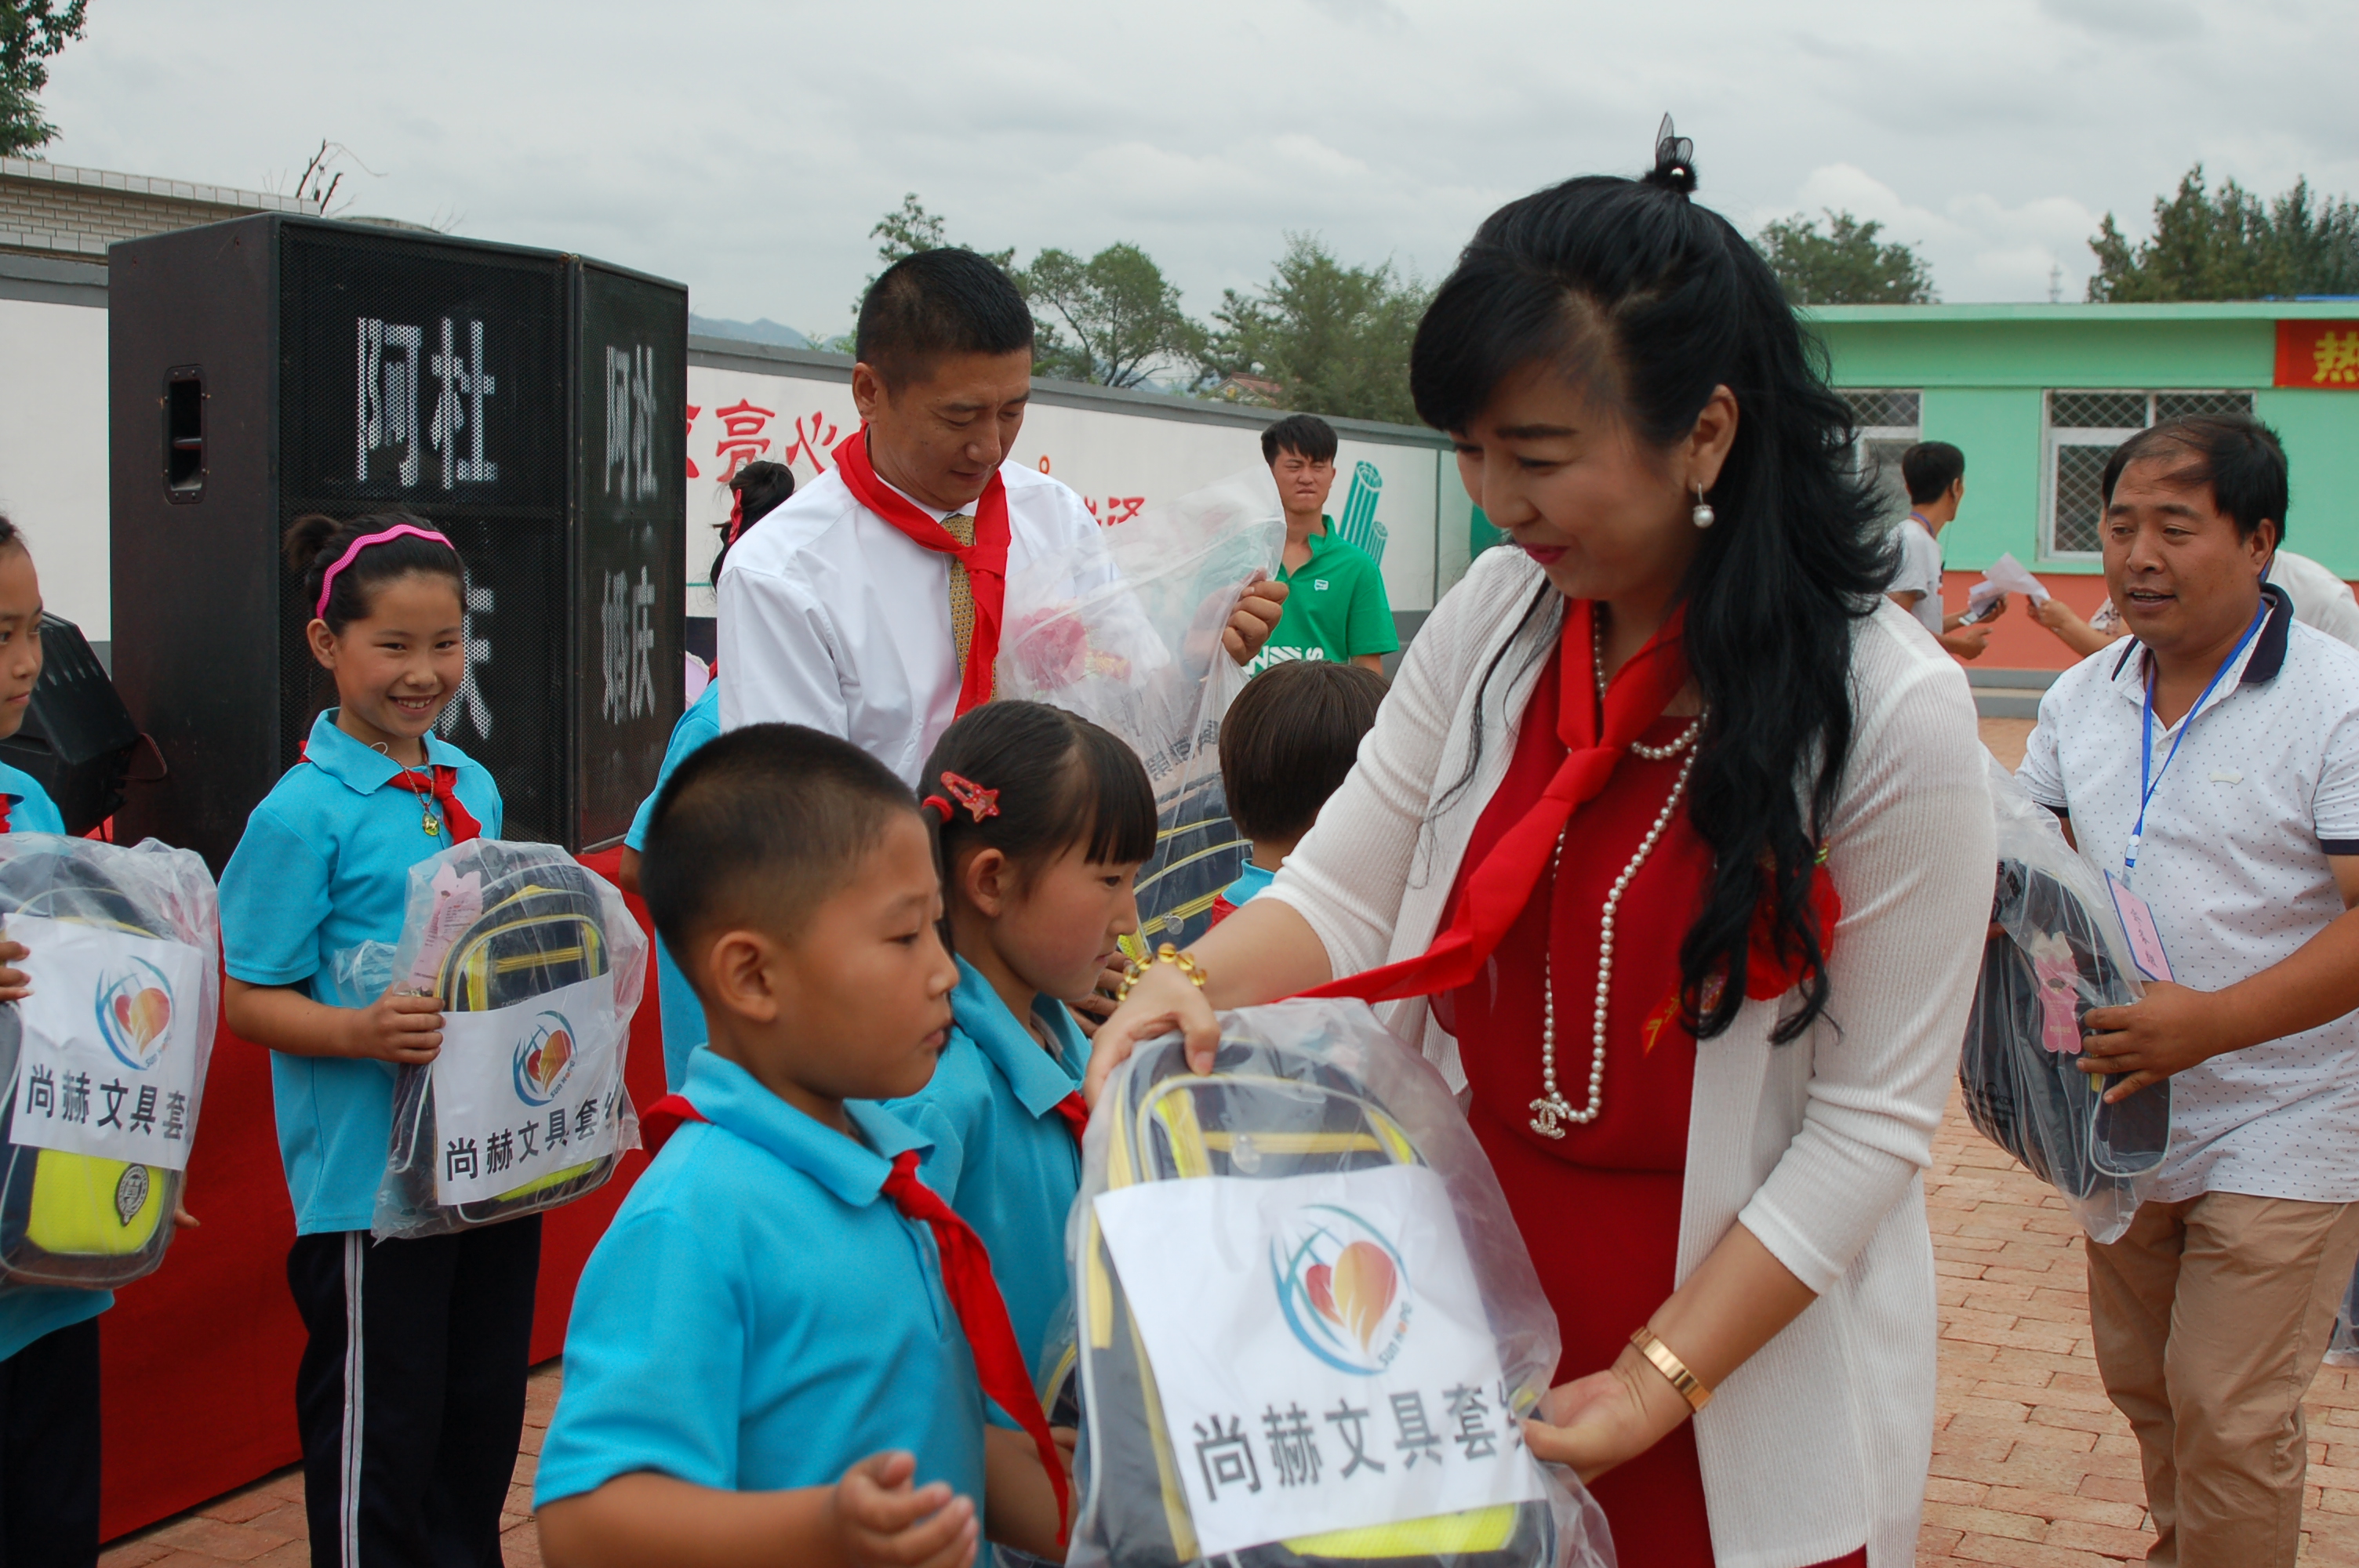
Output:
1199,234,1430,425
0,1,86,159
1014,243,1201,388
835,194,1017,345
2086,165,2359,302
1754,209,1936,306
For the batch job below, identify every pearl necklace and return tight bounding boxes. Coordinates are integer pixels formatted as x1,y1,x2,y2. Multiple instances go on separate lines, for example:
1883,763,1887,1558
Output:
1528,612,1702,1138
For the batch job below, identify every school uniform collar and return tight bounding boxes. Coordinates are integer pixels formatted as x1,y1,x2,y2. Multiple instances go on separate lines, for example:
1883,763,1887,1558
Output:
678,1047,931,1207
303,710,475,797
2107,583,2294,710
950,957,1089,1118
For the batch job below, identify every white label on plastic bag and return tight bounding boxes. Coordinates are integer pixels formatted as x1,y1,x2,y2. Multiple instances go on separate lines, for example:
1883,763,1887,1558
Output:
1094,1163,1547,1555
6,915,208,1173
428,973,624,1207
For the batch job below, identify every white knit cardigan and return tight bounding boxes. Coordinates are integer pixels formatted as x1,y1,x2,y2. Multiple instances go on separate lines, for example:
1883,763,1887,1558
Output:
1262,547,1994,1568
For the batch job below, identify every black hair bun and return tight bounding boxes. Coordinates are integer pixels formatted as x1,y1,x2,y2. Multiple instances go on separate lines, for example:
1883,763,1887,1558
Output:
1644,113,1699,195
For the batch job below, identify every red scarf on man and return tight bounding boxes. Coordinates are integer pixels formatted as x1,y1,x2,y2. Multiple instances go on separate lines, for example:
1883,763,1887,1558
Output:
642,1097,1070,1543
831,430,1012,716
1307,599,1690,1004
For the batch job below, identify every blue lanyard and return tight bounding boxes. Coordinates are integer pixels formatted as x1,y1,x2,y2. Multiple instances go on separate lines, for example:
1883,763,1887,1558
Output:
2125,601,2269,880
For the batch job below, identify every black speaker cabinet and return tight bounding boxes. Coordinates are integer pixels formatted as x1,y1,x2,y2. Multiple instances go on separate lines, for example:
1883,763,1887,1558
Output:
108,215,686,870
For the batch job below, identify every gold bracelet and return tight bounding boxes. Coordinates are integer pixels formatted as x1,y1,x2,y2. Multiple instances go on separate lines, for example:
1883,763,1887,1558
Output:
1116,942,1208,1003
1629,1325,1713,1413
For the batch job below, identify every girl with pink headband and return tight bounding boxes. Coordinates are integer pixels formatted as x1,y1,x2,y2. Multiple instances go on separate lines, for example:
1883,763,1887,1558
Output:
218,510,531,1566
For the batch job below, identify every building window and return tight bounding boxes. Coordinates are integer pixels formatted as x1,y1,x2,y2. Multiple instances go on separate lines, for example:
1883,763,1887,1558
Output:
2044,390,2255,556
1843,389,1921,528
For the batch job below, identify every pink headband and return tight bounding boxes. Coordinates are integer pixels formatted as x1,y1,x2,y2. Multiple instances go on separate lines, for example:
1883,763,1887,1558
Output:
314,523,455,619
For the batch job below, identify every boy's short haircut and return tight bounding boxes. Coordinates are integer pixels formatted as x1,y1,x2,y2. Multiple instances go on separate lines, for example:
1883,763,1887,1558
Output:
2101,413,2291,542
1261,413,1339,466
638,724,918,964
856,249,1035,394
1220,662,1389,844
1900,441,1965,505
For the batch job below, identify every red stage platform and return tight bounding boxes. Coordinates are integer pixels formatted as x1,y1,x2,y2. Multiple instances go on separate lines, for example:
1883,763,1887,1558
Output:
93,845,666,1541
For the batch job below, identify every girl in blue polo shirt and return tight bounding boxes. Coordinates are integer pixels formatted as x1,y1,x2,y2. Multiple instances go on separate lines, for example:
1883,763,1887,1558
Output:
0,514,111,1563
219,512,523,1568
890,700,1156,1388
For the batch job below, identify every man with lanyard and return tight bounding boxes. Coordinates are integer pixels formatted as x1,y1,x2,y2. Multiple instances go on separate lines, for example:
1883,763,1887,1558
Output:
2017,413,2359,1567
717,247,1285,782
1885,440,2005,659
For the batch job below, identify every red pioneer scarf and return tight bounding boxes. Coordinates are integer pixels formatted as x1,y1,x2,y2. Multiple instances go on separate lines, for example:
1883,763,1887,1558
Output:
831,430,1012,716
299,743,483,842
1305,598,1689,1004
642,1097,1070,1543
1054,1093,1087,1148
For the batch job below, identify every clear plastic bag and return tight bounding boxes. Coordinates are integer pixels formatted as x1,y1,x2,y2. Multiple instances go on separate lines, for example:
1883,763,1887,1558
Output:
998,469,1285,950
1065,996,1614,1568
0,833,220,1294
1961,755,2168,1243
358,840,646,1240
2326,1258,2359,1369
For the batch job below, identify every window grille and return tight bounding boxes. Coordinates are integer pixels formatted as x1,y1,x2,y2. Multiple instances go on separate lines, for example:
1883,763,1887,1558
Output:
2042,390,2255,557
1842,389,1921,530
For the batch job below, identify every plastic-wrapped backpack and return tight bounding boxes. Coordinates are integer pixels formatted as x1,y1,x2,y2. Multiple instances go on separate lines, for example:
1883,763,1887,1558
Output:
1961,756,2168,1243
998,468,1285,950
367,841,645,1240
0,835,219,1293
1063,999,1612,1568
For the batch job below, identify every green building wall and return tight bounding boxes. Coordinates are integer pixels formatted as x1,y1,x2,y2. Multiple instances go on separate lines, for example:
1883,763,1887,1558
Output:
1810,303,2359,578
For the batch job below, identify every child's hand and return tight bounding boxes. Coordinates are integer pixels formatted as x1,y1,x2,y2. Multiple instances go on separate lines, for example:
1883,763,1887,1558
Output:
343,988,445,1065
828,1450,977,1568
0,937,31,1003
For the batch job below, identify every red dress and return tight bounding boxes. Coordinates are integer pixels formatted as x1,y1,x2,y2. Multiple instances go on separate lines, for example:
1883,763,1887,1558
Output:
1440,628,1866,1568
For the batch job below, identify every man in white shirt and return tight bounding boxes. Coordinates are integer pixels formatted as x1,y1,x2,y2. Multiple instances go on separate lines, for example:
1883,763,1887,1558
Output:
1884,441,2005,659
718,248,1285,782
2016,413,2359,1567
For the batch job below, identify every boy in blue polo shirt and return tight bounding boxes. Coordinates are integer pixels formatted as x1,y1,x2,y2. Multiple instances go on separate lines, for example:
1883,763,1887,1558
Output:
536,724,1067,1567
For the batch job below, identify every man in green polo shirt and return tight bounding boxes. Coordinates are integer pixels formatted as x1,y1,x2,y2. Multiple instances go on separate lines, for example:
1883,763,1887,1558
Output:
1247,413,1398,677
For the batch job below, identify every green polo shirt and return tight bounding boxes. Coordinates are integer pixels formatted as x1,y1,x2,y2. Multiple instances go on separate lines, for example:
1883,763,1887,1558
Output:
1248,521,1398,675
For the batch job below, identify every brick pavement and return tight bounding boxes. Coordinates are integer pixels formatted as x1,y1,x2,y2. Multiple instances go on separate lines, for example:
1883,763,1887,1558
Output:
96,719,2359,1566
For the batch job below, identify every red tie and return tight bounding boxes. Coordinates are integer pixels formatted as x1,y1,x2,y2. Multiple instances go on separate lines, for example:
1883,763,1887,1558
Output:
831,429,1011,717
881,1151,1069,1542
1304,598,1689,1004
638,1099,1069,1542
1054,1093,1087,1149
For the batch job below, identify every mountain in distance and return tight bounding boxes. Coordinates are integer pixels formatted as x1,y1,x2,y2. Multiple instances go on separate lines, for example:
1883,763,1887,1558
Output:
688,314,814,350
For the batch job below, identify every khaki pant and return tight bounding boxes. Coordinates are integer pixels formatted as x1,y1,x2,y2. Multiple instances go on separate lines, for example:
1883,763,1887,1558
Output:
2086,1190,2359,1568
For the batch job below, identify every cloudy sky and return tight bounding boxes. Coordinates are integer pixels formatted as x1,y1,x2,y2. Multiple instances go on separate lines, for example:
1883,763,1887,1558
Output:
37,0,2359,336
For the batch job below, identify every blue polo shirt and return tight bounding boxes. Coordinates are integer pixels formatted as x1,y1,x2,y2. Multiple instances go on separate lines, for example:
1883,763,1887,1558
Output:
1218,861,1276,911
536,1051,985,1513
890,960,1089,1392
0,767,114,1363
623,683,720,1091
219,712,502,1235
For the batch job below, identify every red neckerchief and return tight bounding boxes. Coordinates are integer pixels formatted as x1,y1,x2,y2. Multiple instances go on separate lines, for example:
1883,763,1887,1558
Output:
1053,1093,1087,1149
0,797,13,833
298,742,482,843
640,1095,1070,1544
1305,599,1689,1004
831,429,1011,716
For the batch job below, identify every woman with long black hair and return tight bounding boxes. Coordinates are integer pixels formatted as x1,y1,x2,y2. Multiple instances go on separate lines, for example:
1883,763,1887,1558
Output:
1089,125,1993,1568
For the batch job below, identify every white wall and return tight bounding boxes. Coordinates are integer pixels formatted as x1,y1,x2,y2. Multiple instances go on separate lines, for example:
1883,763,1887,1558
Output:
0,297,109,640
683,361,1446,621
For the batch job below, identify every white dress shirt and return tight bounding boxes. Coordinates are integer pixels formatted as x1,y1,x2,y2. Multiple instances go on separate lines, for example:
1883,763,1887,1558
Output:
1263,546,1994,1568
1888,515,1945,636
716,462,1103,785
2018,584,2359,1205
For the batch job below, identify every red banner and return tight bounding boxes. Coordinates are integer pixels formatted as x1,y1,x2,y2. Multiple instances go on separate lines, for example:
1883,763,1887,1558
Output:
2274,320,2359,390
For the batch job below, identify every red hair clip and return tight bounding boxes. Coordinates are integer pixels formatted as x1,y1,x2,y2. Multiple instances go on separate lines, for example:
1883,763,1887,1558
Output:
940,772,1000,823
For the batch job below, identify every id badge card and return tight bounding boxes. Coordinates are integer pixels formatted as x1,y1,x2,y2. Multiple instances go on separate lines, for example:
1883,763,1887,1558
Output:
2106,870,2174,982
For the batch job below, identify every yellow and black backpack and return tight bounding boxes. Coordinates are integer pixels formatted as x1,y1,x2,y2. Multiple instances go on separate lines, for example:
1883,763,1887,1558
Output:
376,858,631,1234
0,841,210,1291
1067,1030,1568,1568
